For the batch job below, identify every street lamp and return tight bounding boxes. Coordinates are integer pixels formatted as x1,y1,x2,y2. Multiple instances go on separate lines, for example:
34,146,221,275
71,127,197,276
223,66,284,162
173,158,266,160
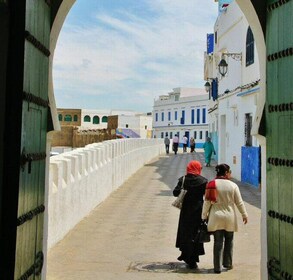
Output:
204,78,218,101
218,52,242,77
218,59,228,77
204,81,211,93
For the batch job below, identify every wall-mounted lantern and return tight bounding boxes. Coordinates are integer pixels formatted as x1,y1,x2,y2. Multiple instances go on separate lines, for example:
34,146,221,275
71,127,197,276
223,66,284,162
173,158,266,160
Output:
218,52,242,77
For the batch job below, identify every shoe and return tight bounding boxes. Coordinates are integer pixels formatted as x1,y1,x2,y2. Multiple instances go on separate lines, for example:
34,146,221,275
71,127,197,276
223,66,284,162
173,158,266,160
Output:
224,265,233,270
188,263,198,269
214,270,221,274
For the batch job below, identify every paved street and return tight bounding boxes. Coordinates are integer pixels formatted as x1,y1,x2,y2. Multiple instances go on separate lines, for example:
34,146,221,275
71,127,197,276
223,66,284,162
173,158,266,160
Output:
47,151,261,280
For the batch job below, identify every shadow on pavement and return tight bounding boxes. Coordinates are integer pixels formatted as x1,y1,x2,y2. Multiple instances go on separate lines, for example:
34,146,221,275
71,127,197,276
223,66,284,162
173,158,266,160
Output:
145,152,261,209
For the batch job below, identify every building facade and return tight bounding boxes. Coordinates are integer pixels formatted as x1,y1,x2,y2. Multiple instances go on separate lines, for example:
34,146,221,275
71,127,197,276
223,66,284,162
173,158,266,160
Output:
153,88,209,148
204,1,261,185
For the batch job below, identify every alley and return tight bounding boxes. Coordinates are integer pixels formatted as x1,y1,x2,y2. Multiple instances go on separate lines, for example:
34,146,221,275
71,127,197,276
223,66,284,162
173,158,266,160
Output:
47,152,261,280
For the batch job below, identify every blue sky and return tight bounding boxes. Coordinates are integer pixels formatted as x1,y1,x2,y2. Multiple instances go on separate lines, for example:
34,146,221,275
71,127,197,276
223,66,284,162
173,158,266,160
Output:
53,0,218,112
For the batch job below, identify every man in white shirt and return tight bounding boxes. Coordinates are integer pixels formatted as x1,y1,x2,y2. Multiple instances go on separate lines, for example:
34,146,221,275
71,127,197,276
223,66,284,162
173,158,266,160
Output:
182,135,188,152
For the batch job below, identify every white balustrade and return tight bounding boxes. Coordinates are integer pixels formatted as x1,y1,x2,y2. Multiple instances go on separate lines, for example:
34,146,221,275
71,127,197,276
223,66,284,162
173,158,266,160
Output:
47,138,164,249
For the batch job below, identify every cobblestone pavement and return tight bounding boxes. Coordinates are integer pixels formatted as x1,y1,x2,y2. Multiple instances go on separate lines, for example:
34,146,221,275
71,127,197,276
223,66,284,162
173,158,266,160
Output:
47,151,261,280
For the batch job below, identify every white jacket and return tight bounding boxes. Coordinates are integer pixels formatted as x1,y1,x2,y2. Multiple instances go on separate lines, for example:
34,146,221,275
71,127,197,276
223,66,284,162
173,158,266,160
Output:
202,179,248,232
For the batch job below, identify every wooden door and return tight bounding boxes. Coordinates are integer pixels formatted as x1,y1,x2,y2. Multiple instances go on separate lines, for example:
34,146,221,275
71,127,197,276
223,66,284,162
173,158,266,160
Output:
0,1,51,279
266,0,293,279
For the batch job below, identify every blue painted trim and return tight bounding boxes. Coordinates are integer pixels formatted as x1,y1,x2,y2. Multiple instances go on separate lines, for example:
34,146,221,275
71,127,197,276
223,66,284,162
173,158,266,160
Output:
153,124,208,129
237,87,259,97
178,143,204,148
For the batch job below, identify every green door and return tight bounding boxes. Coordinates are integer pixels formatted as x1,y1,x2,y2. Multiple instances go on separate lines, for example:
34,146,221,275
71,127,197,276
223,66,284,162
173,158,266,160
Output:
15,1,50,278
0,0,51,278
266,0,293,279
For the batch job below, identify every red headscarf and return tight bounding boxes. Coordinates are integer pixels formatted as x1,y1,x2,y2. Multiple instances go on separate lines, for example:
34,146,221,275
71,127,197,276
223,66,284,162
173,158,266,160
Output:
186,160,202,176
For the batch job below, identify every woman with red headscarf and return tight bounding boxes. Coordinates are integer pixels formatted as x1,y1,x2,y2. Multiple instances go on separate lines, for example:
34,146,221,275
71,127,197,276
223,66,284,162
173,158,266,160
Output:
173,160,208,269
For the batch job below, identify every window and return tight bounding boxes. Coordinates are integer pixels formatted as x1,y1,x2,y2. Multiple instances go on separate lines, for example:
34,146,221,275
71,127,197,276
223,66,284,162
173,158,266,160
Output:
181,110,185,124
175,111,178,120
168,111,171,121
202,108,206,123
74,115,78,122
145,125,147,129
245,113,252,146
194,131,197,139
214,31,217,44
165,132,168,137
84,115,91,122
175,95,179,101
64,115,72,122
102,116,108,123
126,124,129,128
161,112,164,122
246,27,254,66
191,109,195,124
197,109,200,124
93,116,100,124
206,131,209,139
170,132,173,139
155,113,158,122
200,131,203,139
58,114,62,121
161,132,164,138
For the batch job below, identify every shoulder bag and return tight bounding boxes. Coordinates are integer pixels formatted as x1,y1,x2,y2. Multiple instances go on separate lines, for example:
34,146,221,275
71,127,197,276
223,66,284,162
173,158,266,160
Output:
171,176,187,209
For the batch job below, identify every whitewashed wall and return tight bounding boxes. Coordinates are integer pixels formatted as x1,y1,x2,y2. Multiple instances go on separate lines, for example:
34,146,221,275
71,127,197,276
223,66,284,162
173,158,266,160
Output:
47,138,164,249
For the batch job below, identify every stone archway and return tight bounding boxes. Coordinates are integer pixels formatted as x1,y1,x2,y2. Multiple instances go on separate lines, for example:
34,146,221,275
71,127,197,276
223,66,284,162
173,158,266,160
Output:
45,1,269,279
235,1,267,279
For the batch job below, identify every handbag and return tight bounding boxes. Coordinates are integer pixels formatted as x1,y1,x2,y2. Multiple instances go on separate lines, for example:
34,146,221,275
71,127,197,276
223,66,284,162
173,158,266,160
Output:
171,176,186,209
197,221,211,243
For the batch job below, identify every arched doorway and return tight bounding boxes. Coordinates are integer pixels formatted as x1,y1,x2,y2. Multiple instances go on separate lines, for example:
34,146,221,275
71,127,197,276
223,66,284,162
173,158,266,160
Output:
0,1,292,279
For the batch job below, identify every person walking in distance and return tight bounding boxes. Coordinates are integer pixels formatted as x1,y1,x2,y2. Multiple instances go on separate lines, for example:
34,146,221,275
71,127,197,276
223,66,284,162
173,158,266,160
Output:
190,137,196,153
203,137,215,167
172,134,179,155
182,135,188,152
164,135,170,154
173,160,208,269
201,164,248,274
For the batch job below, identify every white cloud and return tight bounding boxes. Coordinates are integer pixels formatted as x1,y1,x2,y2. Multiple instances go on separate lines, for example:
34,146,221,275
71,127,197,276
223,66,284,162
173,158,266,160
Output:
53,0,217,111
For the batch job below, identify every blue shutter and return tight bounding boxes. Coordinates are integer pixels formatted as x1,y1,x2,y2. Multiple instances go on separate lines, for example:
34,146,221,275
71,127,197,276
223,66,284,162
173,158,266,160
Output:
202,108,206,123
181,110,185,124
211,79,218,101
197,109,200,124
191,109,195,124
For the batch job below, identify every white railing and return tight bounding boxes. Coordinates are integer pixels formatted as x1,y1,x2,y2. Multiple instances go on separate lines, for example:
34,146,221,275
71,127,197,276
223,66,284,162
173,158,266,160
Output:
47,138,164,249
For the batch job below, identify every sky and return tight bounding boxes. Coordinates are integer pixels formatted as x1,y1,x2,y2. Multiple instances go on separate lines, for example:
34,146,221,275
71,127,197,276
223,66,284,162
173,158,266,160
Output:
53,0,218,112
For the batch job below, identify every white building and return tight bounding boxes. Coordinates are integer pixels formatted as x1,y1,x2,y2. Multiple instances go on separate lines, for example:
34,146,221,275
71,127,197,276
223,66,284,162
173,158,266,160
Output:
204,1,261,185
153,88,209,148
81,109,143,130
115,113,153,139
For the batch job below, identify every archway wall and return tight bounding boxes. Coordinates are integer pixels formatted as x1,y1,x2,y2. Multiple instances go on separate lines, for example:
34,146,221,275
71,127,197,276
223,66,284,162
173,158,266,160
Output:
49,0,76,132
47,138,164,249
235,1,267,279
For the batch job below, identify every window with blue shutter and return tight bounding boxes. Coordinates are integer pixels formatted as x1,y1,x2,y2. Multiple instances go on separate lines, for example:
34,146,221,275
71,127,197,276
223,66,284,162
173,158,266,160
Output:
155,113,158,122
197,109,200,124
191,109,195,124
246,26,254,66
202,108,206,123
175,111,178,120
181,110,185,124
168,111,171,121
161,112,164,121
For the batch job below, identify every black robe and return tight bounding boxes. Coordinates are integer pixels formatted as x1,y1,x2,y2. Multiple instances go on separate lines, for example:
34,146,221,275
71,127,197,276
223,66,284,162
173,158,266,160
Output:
173,174,208,266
